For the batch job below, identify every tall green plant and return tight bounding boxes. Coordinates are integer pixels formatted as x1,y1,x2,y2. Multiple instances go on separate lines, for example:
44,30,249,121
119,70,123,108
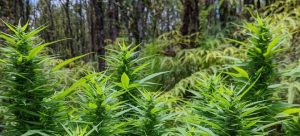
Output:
229,15,286,101
0,21,63,134
185,75,266,136
106,41,167,103
129,90,176,136
50,71,132,136
106,42,147,102
76,73,129,136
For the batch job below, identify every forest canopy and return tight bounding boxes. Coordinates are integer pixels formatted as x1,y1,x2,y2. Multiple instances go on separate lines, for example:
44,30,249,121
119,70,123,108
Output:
0,0,300,136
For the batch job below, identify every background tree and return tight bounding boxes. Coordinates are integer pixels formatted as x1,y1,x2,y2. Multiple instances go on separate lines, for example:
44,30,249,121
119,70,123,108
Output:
91,0,105,71
0,0,288,70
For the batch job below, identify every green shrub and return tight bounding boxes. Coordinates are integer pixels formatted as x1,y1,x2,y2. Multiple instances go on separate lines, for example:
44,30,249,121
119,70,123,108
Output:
106,42,147,102
230,15,286,101
0,21,63,134
129,90,177,136
106,41,167,103
64,73,129,136
184,75,266,136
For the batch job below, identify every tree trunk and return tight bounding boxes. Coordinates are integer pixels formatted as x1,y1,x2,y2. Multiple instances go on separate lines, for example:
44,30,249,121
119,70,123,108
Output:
181,0,191,36
180,0,200,48
0,0,11,32
181,0,200,35
108,0,119,43
244,0,254,5
25,0,30,21
46,0,55,42
0,0,26,24
91,0,105,71
77,0,86,56
220,0,229,28
62,0,74,57
133,0,146,45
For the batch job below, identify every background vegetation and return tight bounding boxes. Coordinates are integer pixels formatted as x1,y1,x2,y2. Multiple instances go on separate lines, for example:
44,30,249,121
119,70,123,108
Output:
1,0,300,135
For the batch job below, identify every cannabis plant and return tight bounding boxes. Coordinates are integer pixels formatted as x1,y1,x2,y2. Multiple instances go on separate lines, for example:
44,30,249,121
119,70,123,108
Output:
129,90,176,136
106,41,167,103
79,73,129,136
275,108,300,136
0,21,64,134
106,41,146,102
61,123,96,136
169,71,221,97
230,15,285,101
185,75,266,136
175,124,206,136
52,72,129,136
106,41,148,83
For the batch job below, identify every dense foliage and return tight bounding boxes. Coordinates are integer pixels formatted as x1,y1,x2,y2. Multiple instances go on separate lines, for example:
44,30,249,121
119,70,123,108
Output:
1,0,300,136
